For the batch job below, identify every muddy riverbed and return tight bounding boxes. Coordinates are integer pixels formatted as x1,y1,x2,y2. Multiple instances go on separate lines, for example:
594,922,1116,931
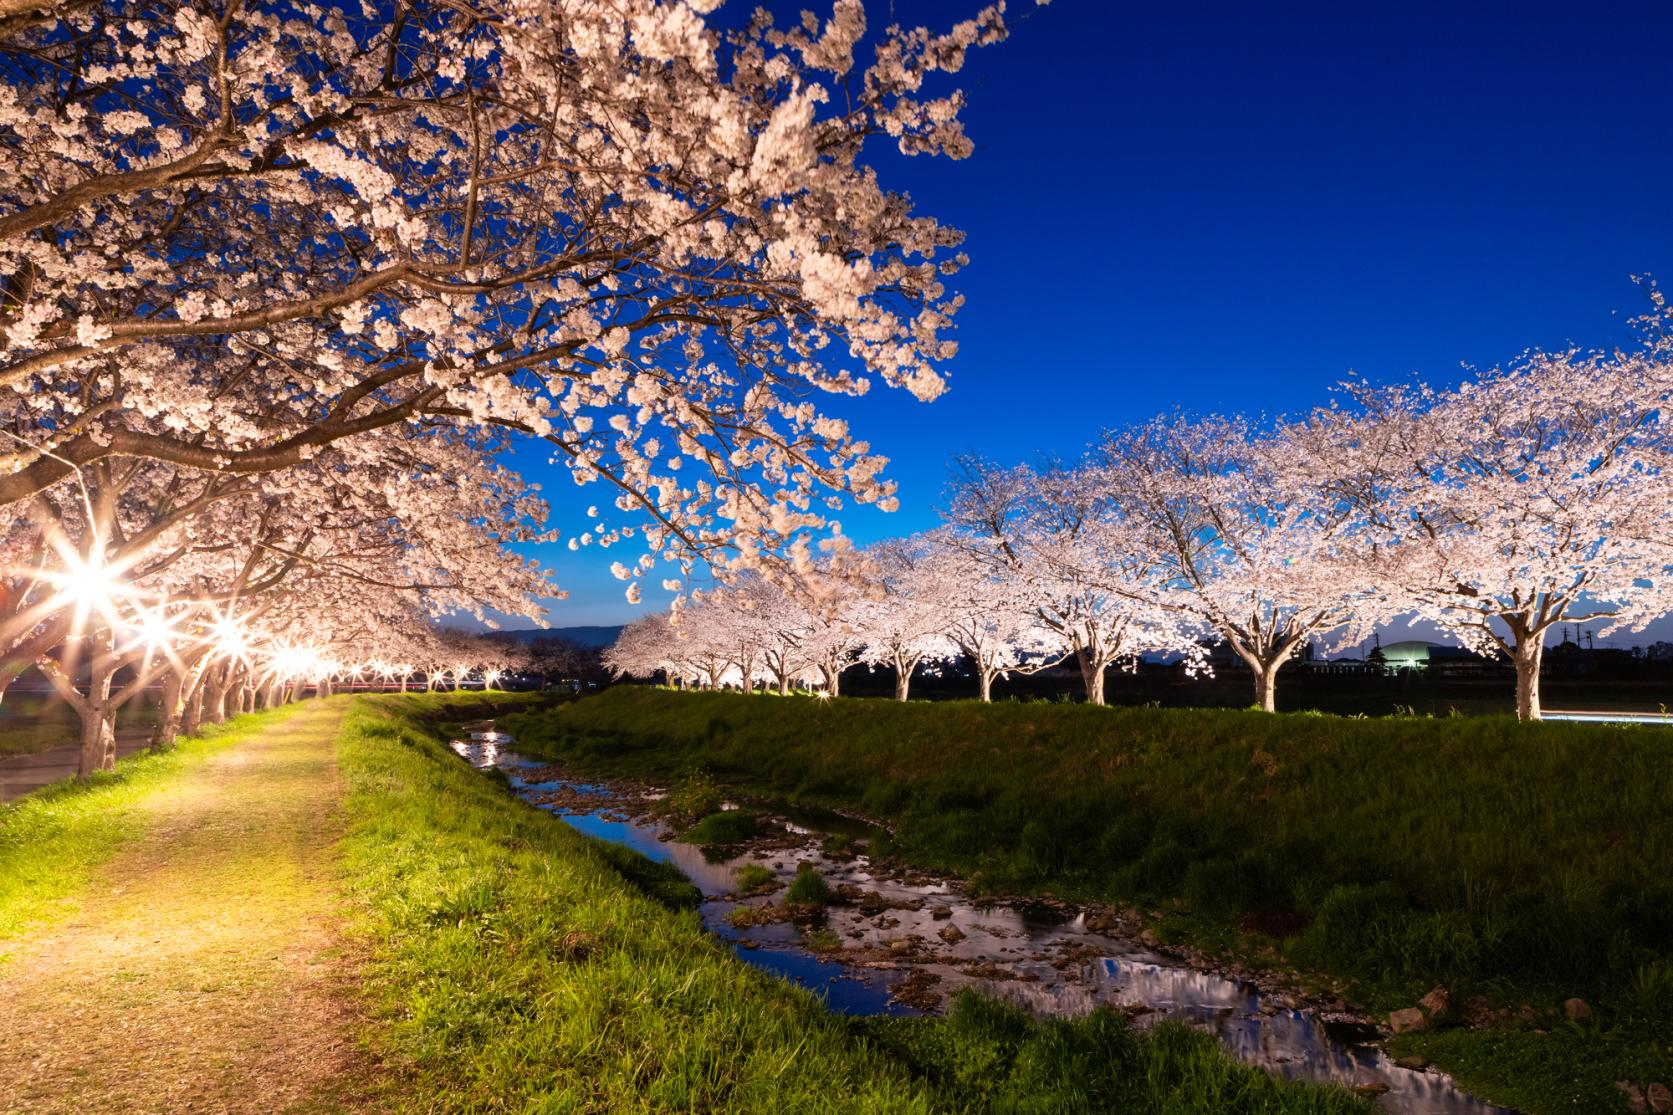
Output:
451,724,1513,1115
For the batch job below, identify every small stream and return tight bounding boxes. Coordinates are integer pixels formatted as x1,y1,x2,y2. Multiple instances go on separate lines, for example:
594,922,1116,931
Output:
451,724,1513,1115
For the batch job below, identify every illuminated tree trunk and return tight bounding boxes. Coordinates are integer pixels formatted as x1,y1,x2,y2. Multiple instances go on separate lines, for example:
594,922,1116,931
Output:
977,667,996,703
1074,648,1107,706
819,660,842,697
203,662,230,725
151,669,185,752
182,672,207,736
218,666,240,720
1252,665,1279,713
78,704,115,777
891,650,921,702
1513,640,1545,721
43,634,121,778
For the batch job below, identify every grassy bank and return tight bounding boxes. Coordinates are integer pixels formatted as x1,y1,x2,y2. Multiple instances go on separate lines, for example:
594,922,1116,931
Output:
0,702,310,943
501,687,1673,1114
338,692,1368,1113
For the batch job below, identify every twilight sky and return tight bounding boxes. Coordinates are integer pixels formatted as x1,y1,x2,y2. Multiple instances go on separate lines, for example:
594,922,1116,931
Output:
517,0,1673,639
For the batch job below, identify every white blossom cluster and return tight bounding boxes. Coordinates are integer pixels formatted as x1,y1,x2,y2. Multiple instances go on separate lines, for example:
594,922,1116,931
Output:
0,0,1029,606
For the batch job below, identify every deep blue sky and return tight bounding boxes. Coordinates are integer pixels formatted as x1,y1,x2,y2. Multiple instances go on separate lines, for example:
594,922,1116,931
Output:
519,0,1673,638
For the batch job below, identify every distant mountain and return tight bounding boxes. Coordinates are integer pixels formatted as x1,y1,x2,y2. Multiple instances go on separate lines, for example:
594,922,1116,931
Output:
490,624,624,649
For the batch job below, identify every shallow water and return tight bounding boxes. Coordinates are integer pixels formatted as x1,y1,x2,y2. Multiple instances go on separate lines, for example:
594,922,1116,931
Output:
451,725,1514,1115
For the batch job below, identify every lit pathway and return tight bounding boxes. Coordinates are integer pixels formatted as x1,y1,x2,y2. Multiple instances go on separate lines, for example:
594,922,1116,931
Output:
0,700,370,1114
1542,709,1673,725
0,729,151,804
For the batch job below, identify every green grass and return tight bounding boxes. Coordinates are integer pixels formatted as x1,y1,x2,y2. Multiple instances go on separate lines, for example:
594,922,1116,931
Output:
337,692,1369,1113
678,808,758,845
501,687,1673,1114
0,703,308,944
862,992,1364,1115
786,862,830,907
661,766,724,821
734,862,775,891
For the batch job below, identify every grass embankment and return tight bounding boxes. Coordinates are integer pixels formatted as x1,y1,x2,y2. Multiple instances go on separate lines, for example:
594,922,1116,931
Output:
501,687,1673,1115
339,692,1368,1113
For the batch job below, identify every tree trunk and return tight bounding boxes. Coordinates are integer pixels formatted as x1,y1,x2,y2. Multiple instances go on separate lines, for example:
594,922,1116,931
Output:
892,655,912,702
151,669,185,752
1253,662,1279,713
76,654,115,778
203,663,229,726
77,704,115,778
1513,640,1545,721
182,672,206,736
100,705,118,770
978,668,995,703
217,667,240,721
819,662,841,697
1075,649,1107,706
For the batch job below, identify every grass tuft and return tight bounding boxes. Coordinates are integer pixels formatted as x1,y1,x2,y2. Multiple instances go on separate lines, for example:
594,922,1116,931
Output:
678,808,758,845
734,861,775,892
786,862,830,907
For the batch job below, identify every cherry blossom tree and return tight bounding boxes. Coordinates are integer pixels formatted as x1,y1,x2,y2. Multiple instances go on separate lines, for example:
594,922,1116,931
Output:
721,574,823,695
1097,415,1379,712
604,612,682,686
945,455,1203,705
1291,342,1673,720
848,537,957,701
0,0,1032,596
0,420,555,772
914,527,1061,701
796,576,868,697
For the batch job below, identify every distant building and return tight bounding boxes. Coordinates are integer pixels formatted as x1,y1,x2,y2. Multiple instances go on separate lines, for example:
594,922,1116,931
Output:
1377,640,1499,676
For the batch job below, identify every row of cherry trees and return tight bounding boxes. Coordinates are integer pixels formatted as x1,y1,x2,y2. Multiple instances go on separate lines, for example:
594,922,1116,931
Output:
0,0,1029,771
0,422,556,775
610,310,1673,720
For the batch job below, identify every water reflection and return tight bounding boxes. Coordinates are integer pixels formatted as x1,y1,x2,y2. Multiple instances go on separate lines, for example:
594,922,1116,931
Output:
450,726,1514,1115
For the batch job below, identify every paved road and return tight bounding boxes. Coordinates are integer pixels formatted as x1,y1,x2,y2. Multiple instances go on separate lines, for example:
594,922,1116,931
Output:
0,729,152,804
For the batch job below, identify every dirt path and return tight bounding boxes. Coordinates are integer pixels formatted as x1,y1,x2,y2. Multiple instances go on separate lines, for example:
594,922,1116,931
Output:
0,700,370,1114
